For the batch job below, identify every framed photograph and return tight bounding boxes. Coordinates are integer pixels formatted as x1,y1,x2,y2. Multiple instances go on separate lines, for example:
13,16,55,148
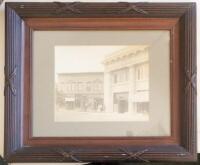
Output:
4,2,197,163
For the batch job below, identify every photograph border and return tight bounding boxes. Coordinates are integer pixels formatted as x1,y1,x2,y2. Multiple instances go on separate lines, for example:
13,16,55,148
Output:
4,2,197,162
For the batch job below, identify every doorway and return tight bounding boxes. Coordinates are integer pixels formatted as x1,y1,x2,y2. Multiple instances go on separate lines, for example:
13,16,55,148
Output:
113,92,128,113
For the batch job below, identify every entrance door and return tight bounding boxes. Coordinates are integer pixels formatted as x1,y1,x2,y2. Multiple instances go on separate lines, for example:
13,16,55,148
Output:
113,92,128,113
118,100,128,113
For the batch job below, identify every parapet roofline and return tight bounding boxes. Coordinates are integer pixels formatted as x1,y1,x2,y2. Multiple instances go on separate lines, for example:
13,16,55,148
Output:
102,45,149,64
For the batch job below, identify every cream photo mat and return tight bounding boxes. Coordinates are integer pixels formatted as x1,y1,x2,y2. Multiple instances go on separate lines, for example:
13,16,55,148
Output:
32,30,170,137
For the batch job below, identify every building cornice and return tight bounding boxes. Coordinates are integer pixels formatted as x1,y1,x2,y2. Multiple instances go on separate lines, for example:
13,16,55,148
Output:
103,45,149,65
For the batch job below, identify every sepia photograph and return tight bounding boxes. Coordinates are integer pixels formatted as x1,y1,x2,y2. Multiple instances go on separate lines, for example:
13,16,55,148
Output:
55,45,149,122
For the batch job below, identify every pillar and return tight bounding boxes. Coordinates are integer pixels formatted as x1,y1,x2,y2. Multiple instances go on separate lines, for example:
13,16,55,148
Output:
104,72,113,112
128,66,135,113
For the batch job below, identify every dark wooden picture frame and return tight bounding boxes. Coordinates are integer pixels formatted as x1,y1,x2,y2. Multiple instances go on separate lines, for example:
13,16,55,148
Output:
4,2,197,163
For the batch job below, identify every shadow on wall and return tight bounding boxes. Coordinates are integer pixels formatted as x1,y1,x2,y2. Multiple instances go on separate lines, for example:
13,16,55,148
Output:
0,1,4,5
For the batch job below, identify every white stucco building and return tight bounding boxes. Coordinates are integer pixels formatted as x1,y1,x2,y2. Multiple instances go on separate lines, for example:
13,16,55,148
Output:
103,46,149,114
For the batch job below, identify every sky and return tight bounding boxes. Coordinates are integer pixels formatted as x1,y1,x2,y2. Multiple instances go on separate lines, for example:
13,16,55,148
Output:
55,45,128,73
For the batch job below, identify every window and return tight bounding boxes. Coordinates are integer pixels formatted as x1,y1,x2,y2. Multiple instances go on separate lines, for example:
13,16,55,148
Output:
112,68,129,84
135,63,149,81
136,102,149,114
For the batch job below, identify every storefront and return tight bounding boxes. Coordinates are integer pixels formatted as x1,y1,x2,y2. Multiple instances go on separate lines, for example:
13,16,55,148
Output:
103,46,149,114
56,72,104,112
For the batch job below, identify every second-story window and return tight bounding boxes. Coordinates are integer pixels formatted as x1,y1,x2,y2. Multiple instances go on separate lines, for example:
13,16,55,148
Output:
112,68,129,84
135,63,149,81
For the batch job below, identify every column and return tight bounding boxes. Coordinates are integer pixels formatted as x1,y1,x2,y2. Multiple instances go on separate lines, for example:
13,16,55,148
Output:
104,72,113,112
128,66,135,113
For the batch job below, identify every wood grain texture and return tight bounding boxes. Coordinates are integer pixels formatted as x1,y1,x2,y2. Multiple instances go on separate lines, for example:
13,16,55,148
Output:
180,3,197,158
4,4,23,160
4,2,194,18
1,154,200,165
4,2,197,163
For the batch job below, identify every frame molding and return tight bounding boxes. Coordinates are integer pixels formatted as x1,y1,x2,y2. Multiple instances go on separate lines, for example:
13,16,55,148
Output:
4,2,197,163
